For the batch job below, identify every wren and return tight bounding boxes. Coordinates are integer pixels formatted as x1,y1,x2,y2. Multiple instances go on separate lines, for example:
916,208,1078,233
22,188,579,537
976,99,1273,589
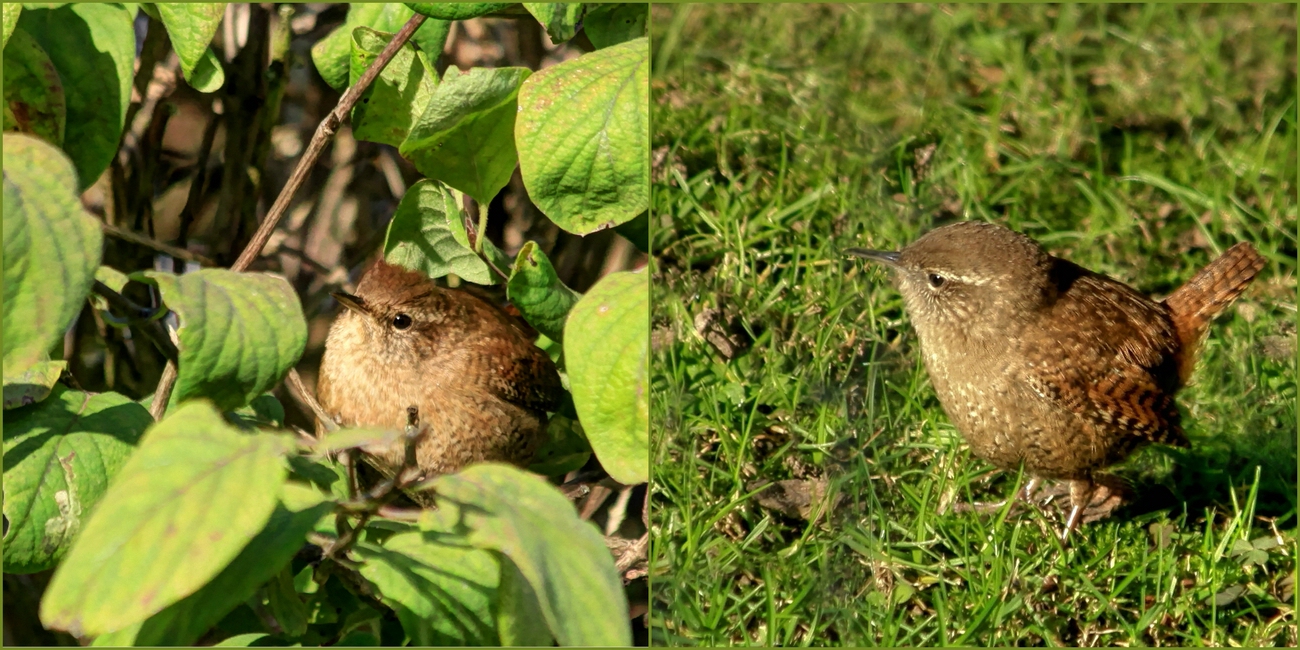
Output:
316,259,564,487
848,221,1265,538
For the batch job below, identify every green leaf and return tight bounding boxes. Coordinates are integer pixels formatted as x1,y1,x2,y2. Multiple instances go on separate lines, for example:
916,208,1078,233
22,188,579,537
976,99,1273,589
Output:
407,15,451,63
337,631,381,646
527,414,591,478
314,426,404,456
421,464,631,646
16,3,134,189
311,23,353,91
40,401,291,637
134,269,307,412
564,270,648,484
91,623,142,647
228,393,286,430
2,387,151,573
189,46,225,94
3,27,65,145
496,557,553,645
311,4,450,91
523,3,583,43
506,241,580,342
582,3,647,49
155,3,226,93
405,3,514,20
214,633,271,646
117,497,333,646
516,37,649,234
94,265,127,289
2,358,64,409
399,66,531,206
2,3,21,50
357,532,501,646
349,25,437,148
266,567,308,638
383,179,496,285
2,133,103,377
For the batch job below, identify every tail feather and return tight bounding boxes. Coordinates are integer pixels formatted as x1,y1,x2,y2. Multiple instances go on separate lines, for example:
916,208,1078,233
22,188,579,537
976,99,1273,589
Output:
1163,242,1265,382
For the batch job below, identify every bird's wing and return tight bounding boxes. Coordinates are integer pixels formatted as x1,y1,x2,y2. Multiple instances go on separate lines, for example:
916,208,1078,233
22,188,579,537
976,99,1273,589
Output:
1018,268,1188,448
477,335,566,413
446,290,566,414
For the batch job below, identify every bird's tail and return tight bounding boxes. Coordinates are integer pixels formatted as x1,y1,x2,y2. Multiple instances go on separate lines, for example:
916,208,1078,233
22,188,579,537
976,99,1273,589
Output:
1163,242,1265,382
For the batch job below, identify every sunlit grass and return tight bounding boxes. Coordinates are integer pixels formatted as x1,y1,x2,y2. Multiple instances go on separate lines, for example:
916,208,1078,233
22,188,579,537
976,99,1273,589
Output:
649,4,1297,646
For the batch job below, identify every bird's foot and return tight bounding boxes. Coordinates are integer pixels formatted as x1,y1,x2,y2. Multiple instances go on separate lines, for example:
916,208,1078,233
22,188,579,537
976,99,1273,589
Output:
948,477,1042,516
1054,478,1127,544
950,499,1014,515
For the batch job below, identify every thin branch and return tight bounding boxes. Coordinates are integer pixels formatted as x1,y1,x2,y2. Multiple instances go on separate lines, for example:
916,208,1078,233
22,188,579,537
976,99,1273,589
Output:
150,362,178,422
285,368,337,435
376,505,423,521
343,449,358,499
325,407,428,561
580,485,613,521
615,533,649,573
605,485,635,536
101,223,216,267
231,12,427,272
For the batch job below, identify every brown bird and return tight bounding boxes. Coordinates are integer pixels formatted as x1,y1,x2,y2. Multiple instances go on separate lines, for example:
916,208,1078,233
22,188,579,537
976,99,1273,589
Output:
848,221,1265,538
316,259,564,485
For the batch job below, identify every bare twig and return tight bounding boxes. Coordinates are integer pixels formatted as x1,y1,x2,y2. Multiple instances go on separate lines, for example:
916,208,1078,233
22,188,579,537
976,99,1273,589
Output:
376,148,408,198
290,426,317,446
342,449,358,499
150,361,178,421
561,482,592,500
615,533,649,573
231,12,427,272
101,223,216,267
580,485,613,521
324,406,428,562
285,368,337,435
605,485,635,536
376,505,423,521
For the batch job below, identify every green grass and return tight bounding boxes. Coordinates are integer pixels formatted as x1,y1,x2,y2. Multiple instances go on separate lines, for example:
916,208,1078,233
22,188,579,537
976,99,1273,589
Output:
648,5,1298,646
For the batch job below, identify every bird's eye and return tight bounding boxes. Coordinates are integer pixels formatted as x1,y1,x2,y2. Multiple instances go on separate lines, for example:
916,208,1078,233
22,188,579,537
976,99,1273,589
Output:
392,313,413,330
927,273,946,288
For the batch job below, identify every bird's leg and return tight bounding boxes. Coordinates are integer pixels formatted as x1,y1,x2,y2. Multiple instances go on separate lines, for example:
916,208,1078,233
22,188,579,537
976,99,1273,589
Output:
1022,477,1042,502
1061,478,1096,543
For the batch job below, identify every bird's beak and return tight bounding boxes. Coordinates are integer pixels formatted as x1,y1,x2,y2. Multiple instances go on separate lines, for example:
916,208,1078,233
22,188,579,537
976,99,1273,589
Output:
332,292,369,314
845,248,901,268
